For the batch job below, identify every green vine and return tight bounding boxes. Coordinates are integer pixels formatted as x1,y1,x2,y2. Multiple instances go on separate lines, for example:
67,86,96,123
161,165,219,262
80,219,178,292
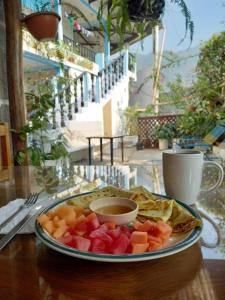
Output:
97,0,194,47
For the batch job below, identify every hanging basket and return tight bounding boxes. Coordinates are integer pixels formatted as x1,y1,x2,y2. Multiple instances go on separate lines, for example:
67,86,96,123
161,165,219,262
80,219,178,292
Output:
128,0,165,22
22,12,61,42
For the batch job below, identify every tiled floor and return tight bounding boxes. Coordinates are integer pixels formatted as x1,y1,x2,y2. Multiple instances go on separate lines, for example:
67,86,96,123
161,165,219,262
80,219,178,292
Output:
91,145,162,165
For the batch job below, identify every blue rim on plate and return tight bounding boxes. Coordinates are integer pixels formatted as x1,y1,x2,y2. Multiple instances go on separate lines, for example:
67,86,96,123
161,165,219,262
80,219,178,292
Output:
35,192,203,262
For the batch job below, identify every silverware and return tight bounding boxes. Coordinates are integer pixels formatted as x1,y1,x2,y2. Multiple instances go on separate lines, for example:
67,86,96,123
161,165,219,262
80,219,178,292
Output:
0,193,39,232
0,193,40,251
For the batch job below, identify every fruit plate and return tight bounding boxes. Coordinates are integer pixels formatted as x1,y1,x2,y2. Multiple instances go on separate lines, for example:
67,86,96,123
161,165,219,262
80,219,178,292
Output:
35,192,202,262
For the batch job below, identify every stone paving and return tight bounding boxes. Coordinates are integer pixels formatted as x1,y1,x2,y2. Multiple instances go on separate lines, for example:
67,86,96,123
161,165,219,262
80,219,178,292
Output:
91,145,162,165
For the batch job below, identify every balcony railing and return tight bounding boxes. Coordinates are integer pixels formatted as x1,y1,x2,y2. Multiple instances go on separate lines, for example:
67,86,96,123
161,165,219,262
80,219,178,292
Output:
63,35,96,63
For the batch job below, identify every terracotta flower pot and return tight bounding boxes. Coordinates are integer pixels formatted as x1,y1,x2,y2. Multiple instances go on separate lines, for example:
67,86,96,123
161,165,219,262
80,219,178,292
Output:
23,12,61,41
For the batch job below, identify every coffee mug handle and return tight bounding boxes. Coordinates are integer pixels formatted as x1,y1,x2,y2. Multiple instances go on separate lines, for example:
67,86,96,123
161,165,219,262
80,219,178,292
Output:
201,161,224,192
198,210,221,248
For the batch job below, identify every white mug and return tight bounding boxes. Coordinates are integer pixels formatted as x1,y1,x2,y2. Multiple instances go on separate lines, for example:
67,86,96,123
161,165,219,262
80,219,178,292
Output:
162,150,224,205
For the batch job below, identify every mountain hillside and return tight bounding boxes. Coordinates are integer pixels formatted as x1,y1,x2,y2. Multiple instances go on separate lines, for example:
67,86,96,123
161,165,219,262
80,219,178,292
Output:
130,46,200,108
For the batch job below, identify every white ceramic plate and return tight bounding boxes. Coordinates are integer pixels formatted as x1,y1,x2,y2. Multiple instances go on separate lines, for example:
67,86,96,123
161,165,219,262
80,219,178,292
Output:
35,192,202,262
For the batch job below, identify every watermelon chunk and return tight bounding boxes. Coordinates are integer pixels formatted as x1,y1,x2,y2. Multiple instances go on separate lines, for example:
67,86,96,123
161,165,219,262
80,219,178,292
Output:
107,227,121,240
73,236,91,251
91,238,108,253
111,234,130,254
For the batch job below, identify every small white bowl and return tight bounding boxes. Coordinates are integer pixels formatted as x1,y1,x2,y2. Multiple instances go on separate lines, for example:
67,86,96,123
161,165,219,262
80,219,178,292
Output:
89,197,138,225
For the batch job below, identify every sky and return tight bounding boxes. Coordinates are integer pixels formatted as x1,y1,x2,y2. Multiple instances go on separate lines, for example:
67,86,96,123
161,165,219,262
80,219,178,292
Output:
130,0,225,54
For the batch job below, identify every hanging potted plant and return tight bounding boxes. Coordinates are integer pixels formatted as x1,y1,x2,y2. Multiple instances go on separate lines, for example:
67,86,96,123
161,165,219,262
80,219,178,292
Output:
98,0,194,46
22,0,61,41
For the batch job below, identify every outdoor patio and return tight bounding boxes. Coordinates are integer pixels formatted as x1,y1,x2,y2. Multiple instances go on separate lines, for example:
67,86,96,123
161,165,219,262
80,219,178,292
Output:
1,1,225,299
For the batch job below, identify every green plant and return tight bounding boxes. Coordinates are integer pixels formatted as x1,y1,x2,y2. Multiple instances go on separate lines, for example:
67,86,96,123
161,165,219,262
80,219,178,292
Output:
98,0,194,47
15,80,68,166
177,110,225,137
194,32,225,109
34,0,54,12
153,123,173,139
123,105,141,135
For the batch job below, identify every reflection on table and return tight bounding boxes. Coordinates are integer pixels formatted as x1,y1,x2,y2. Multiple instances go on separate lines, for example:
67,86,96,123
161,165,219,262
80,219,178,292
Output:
0,163,225,300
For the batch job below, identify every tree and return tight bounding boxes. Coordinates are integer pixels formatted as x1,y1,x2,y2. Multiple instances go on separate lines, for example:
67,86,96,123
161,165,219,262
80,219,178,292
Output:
195,32,225,109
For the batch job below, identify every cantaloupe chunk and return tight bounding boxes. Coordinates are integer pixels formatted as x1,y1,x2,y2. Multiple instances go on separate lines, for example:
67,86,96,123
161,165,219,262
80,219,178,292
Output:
53,225,68,239
131,243,149,254
54,219,67,228
73,206,84,217
43,220,55,235
55,205,76,226
130,231,148,244
55,205,76,218
53,215,60,223
46,211,56,220
37,214,49,226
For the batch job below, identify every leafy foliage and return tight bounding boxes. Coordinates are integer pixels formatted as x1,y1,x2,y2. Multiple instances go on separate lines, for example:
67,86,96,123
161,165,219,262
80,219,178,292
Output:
15,80,68,166
97,0,194,47
195,32,225,109
153,123,173,139
123,105,141,135
34,0,53,12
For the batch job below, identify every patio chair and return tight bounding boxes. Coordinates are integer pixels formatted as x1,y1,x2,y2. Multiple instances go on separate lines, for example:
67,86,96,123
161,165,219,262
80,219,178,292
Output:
179,124,225,153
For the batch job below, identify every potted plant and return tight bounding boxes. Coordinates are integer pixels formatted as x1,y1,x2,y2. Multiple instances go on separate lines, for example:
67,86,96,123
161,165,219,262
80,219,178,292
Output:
153,123,172,150
15,79,68,167
98,0,194,46
123,105,141,147
22,0,61,41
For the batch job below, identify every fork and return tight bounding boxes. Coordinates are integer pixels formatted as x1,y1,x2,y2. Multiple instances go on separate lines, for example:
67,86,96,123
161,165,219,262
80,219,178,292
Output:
0,193,40,251
0,193,39,232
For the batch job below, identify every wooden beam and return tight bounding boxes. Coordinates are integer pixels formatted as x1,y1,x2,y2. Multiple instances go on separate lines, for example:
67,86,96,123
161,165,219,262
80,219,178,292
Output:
3,0,27,164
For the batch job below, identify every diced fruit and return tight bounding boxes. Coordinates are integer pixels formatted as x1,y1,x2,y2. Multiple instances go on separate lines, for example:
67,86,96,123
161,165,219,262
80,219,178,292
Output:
54,219,67,228
104,222,116,230
135,220,157,232
73,236,91,252
107,227,121,240
156,221,172,242
148,240,162,251
55,205,76,225
148,234,162,245
130,231,148,244
120,225,133,237
91,238,107,253
53,215,60,223
46,211,55,220
43,220,55,234
38,204,173,256
37,214,49,226
133,221,142,230
53,225,68,239
89,229,113,248
58,234,73,245
131,243,149,254
73,206,84,217
111,234,130,254
85,214,100,232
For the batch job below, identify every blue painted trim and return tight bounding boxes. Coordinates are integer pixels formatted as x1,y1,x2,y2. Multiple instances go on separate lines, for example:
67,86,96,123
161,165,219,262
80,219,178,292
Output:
56,0,63,41
79,0,106,22
23,50,60,68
